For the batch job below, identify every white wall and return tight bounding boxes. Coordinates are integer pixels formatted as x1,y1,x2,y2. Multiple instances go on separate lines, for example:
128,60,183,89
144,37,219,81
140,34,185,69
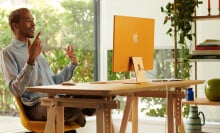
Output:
196,0,220,43
99,0,173,80
99,0,220,81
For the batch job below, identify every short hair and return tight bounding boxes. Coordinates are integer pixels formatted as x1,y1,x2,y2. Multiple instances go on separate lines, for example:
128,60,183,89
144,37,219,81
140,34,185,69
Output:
8,8,30,31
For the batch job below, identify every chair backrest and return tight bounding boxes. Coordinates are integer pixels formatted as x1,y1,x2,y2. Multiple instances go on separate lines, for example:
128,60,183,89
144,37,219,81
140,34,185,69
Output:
14,96,31,121
14,96,46,132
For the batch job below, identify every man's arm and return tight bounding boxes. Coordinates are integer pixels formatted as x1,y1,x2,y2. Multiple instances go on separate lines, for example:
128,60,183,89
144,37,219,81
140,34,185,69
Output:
52,45,78,84
0,50,34,96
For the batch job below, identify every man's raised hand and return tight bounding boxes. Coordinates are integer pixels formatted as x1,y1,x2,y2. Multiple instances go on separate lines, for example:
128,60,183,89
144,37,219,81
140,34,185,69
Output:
27,32,42,66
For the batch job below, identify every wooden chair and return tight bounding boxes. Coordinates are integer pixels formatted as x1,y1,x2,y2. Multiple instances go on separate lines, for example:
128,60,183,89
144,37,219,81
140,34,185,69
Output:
14,96,80,133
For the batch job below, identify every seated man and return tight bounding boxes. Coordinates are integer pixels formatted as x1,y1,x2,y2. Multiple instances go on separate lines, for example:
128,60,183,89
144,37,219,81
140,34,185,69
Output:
0,8,92,131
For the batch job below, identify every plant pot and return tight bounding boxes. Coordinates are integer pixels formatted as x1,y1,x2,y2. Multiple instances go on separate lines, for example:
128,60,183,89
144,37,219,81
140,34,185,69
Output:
204,78,220,101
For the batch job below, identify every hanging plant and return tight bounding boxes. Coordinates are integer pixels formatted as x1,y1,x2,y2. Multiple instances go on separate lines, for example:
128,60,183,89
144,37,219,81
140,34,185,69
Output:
161,0,202,79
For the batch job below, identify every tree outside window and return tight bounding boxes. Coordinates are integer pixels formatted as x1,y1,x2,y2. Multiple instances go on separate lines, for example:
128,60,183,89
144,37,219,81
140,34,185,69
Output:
0,0,95,114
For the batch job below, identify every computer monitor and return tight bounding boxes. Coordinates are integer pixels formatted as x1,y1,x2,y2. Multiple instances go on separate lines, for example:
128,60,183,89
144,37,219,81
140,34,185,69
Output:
112,15,155,83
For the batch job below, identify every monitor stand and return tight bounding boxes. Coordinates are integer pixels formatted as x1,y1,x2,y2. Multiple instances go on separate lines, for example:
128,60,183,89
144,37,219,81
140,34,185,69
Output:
132,57,147,83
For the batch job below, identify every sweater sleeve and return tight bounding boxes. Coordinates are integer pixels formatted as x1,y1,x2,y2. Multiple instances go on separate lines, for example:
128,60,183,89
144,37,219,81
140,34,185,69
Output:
0,50,34,96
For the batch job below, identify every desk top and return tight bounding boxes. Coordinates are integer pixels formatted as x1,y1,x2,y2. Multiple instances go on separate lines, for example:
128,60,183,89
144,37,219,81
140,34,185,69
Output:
26,79,205,96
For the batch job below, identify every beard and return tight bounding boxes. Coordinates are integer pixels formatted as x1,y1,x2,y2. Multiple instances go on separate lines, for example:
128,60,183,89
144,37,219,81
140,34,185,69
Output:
25,33,34,38
27,34,34,38
20,27,35,38
26,31,35,38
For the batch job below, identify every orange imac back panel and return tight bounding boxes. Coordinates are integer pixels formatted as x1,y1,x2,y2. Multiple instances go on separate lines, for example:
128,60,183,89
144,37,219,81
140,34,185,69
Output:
113,15,155,72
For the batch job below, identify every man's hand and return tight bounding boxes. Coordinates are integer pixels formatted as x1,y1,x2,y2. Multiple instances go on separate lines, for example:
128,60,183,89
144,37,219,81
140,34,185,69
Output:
65,45,78,65
27,32,42,66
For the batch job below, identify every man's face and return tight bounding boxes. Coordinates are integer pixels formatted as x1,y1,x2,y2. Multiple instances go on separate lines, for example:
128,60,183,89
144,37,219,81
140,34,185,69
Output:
15,11,35,38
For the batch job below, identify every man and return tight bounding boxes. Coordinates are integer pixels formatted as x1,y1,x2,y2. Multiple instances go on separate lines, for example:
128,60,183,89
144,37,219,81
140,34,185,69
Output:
0,8,86,130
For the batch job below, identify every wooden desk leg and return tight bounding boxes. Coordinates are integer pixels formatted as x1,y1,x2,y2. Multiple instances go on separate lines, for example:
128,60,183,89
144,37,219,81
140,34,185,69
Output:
119,94,133,133
104,108,112,133
132,96,138,133
44,104,56,133
96,107,104,133
175,89,184,133
103,96,113,133
167,95,174,133
56,106,64,133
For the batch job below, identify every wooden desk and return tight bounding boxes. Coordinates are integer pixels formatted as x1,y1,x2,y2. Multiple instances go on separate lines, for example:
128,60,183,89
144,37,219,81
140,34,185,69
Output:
26,79,204,133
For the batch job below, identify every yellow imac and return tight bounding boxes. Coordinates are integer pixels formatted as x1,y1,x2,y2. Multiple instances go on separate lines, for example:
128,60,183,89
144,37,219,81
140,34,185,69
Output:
112,15,155,83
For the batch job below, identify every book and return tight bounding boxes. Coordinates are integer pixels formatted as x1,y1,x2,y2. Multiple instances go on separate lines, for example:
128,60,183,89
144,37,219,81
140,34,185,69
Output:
189,54,220,59
196,46,220,50
199,39,220,45
192,50,220,55
195,39,220,50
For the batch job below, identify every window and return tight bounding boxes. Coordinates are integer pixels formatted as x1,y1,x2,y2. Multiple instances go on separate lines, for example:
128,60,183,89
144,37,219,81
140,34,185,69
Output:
107,49,176,116
0,0,97,114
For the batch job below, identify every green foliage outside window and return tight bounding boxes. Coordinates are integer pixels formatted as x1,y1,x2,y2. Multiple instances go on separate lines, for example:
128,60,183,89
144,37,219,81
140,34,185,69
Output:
0,0,95,114
0,8,14,115
31,0,95,82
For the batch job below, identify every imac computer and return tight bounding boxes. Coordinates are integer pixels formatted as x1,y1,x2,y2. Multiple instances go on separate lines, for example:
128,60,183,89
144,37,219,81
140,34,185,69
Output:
112,15,155,83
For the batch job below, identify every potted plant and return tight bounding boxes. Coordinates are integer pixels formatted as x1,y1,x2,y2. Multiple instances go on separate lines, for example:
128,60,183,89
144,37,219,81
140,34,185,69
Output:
161,0,203,117
161,0,202,80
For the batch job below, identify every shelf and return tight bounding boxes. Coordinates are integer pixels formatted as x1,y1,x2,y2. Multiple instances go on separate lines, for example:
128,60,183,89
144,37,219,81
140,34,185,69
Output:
182,98,220,106
192,50,220,55
167,15,220,21
193,15,220,21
